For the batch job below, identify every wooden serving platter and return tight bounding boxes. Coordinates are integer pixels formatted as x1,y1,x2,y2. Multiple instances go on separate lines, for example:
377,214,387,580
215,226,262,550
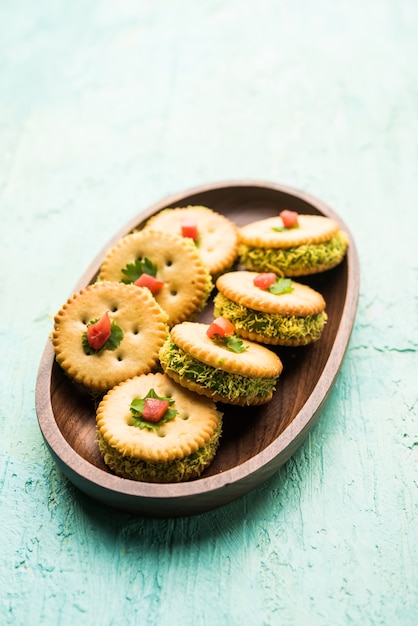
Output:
36,180,360,517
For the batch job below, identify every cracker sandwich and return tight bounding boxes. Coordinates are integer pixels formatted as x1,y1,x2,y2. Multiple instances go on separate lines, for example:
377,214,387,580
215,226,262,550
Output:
96,372,223,482
159,320,283,406
214,270,327,346
238,210,349,277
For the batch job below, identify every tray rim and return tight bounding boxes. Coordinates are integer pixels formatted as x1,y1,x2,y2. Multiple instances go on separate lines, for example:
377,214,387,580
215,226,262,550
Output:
36,179,360,515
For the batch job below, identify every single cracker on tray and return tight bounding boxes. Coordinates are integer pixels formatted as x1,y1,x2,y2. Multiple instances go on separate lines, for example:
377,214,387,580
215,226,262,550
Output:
52,281,168,394
97,229,213,326
143,205,238,277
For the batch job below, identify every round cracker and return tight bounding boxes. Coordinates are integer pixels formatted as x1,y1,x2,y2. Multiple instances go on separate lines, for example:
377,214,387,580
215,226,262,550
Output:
216,271,326,316
52,281,168,393
97,229,212,326
169,322,283,378
144,206,238,276
96,372,222,463
238,215,340,248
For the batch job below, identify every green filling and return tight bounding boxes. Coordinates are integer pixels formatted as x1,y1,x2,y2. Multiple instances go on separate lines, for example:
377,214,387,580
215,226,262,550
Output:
121,256,158,284
201,273,215,310
97,422,222,483
159,339,278,402
213,292,327,344
238,231,348,274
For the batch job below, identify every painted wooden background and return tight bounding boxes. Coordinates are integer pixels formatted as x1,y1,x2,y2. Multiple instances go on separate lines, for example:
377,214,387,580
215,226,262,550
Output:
1,1,417,624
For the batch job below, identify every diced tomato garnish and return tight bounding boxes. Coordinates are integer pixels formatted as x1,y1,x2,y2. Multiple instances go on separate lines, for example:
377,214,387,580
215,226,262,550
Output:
134,273,164,295
142,398,169,422
180,218,199,241
279,209,298,228
206,316,236,339
87,311,111,350
253,273,277,290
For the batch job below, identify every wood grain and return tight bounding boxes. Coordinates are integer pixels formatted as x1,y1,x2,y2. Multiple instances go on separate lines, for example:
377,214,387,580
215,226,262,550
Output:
36,180,360,516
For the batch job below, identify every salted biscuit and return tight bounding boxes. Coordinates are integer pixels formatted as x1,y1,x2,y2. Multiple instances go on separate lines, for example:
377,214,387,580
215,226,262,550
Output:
238,214,349,276
144,205,238,276
96,372,223,482
52,281,168,393
97,229,213,327
159,322,283,406
214,271,327,346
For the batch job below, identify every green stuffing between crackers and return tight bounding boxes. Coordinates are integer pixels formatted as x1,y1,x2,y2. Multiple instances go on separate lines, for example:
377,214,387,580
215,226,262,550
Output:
213,292,327,345
159,337,278,403
238,231,348,276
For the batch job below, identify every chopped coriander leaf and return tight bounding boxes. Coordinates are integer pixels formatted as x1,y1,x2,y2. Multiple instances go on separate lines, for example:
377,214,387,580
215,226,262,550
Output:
269,277,294,295
121,257,158,284
210,332,247,353
271,224,300,232
225,334,247,353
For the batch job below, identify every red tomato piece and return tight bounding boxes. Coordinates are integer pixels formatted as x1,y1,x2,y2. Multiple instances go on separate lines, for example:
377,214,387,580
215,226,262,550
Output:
135,273,164,295
253,273,277,290
87,311,111,350
180,219,199,241
279,209,298,228
142,398,169,422
206,316,236,339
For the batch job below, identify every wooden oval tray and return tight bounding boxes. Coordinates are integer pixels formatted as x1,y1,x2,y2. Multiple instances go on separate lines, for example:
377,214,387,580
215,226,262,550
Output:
36,180,360,517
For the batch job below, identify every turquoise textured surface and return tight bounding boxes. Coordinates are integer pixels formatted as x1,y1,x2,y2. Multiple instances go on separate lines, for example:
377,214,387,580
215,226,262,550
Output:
1,1,417,625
